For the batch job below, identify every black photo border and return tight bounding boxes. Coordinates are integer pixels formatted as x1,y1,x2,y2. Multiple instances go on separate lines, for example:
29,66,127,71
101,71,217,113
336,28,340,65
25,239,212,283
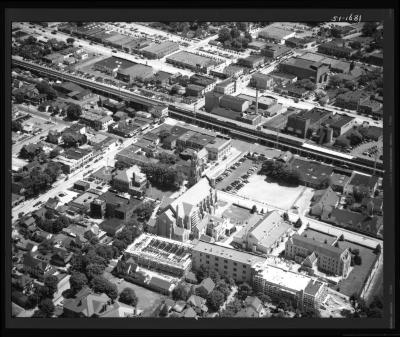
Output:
2,1,399,336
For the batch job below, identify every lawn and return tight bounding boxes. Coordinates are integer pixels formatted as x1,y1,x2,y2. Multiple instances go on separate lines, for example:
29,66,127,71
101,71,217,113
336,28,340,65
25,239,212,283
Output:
222,204,252,224
336,241,379,297
145,185,174,201
237,174,306,210
103,270,164,316
301,228,337,246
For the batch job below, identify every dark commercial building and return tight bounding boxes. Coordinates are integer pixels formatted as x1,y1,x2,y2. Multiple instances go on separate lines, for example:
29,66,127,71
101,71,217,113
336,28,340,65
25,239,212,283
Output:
317,42,355,59
335,90,370,111
280,57,329,84
285,108,332,138
262,43,291,59
238,55,265,69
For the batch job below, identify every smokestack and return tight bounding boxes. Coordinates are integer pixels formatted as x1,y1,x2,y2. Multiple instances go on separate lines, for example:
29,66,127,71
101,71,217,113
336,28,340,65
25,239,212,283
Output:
255,88,259,116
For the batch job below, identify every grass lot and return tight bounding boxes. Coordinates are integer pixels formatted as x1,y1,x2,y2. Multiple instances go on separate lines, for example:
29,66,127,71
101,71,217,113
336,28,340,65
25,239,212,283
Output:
336,241,378,297
238,174,306,211
222,204,252,224
301,228,337,246
145,185,174,201
103,270,164,316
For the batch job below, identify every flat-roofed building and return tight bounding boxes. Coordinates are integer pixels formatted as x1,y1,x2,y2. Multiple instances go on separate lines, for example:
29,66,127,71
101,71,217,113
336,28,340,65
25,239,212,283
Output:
191,241,266,283
140,41,180,59
252,262,322,309
238,55,265,69
258,25,296,44
93,56,135,75
214,78,236,95
250,72,274,90
220,95,250,112
248,40,268,50
344,172,379,197
205,135,232,161
285,233,351,277
166,51,220,74
280,57,329,83
262,43,291,59
285,107,333,138
268,71,298,86
80,112,113,131
223,65,244,78
53,147,94,173
290,158,334,189
116,64,154,83
317,42,355,59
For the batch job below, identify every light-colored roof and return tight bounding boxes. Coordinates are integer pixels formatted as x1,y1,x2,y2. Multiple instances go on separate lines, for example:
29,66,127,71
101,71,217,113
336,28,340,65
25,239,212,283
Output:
253,264,311,292
193,241,266,266
170,177,212,210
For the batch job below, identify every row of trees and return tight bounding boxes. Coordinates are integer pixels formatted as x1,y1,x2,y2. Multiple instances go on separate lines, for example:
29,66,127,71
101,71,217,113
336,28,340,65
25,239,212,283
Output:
141,162,185,191
217,25,253,51
259,160,301,186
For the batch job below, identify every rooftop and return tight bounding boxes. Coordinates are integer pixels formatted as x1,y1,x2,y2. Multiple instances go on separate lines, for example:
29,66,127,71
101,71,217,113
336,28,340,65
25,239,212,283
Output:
253,263,311,292
94,56,135,71
166,51,218,68
193,241,266,266
290,234,347,259
259,25,294,40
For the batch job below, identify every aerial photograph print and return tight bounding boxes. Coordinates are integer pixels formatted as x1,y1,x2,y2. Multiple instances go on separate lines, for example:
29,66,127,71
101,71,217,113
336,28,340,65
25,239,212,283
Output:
10,20,385,320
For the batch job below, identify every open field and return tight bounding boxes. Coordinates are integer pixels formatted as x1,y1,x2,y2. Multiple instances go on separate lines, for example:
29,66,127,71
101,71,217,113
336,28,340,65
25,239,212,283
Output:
238,174,306,211
222,204,252,225
103,270,164,316
336,241,379,297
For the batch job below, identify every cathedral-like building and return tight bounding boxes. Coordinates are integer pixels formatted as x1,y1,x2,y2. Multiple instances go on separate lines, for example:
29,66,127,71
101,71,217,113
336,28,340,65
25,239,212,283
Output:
154,177,217,242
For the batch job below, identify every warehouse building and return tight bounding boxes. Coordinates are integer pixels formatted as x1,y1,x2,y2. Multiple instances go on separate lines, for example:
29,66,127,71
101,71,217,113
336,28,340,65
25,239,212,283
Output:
280,57,329,83
93,57,136,75
258,25,296,44
116,64,154,83
140,41,180,59
166,51,220,74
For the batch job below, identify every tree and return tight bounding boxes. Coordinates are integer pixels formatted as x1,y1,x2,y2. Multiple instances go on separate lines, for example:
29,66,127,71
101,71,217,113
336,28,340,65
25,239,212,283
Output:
49,148,60,159
66,103,82,121
11,120,23,132
294,218,303,228
250,205,257,214
86,263,105,279
66,37,75,44
172,283,190,301
38,298,55,317
218,27,232,42
44,275,59,297
236,22,248,31
119,288,138,306
36,81,57,100
339,234,344,241
362,22,378,37
353,254,362,265
14,92,26,104
282,212,289,221
38,239,54,255
373,244,381,255
349,41,362,50
69,271,88,293
237,283,253,301
207,290,225,312
195,286,209,299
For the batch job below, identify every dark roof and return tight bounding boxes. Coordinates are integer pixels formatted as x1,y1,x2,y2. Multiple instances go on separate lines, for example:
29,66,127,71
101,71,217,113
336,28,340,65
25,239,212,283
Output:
304,279,324,296
199,278,215,293
291,158,334,185
311,187,339,207
149,276,172,291
291,234,347,259
349,173,379,189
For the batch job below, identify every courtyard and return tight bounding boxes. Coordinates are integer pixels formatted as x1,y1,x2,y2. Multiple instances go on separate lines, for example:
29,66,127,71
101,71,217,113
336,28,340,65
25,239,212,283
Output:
335,241,379,297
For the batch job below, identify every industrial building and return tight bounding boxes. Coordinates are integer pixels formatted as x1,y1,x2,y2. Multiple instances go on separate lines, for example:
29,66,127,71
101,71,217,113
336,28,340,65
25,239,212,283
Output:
214,78,236,95
238,55,265,69
124,233,192,277
258,25,296,44
280,57,329,83
205,135,232,161
116,64,154,83
250,72,274,90
262,43,291,59
166,51,220,74
93,57,135,75
140,41,180,59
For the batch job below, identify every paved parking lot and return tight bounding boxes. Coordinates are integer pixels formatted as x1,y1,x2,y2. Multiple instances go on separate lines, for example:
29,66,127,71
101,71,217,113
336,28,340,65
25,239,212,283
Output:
215,158,259,191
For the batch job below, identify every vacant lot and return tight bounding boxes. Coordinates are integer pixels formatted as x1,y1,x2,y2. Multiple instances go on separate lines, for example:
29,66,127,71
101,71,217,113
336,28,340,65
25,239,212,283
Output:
336,241,378,297
237,174,306,211
145,185,174,201
103,270,164,316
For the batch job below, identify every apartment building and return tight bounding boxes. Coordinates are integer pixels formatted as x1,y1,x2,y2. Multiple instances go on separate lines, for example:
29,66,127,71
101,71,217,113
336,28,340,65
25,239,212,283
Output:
191,241,265,283
53,147,94,174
